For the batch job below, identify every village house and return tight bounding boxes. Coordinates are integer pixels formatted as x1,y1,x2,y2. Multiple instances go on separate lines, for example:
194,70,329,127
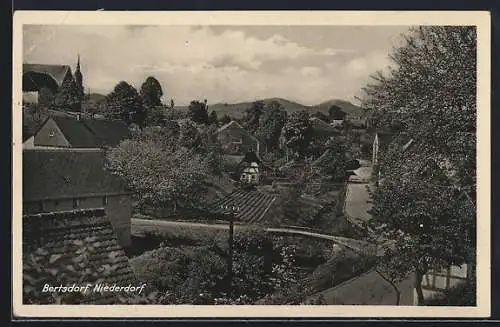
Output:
23,208,138,304
23,148,133,247
23,114,131,149
215,120,262,156
23,56,84,110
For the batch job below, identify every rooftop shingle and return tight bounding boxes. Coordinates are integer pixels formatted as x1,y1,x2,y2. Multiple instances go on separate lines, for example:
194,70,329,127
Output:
23,148,128,202
23,208,137,304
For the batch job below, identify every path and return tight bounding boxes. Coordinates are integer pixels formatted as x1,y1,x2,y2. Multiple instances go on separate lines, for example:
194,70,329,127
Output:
344,159,374,227
131,218,378,255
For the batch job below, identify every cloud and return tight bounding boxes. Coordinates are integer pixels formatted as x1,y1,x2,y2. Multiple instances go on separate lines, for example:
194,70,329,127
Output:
23,25,402,105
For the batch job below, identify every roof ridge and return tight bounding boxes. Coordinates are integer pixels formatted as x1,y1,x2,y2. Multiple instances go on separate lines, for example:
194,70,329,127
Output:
23,208,106,220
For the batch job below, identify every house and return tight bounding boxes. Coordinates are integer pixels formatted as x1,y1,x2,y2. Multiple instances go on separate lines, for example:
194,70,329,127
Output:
215,120,261,155
23,115,131,149
23,208,138,304
23,56,84,110
22,148,133,247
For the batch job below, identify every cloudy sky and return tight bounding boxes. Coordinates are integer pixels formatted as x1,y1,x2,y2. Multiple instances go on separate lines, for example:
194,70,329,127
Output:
23,25,411,106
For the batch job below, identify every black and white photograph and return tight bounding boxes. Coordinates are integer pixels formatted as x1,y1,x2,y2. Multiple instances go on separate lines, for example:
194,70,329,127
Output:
13,11,490,317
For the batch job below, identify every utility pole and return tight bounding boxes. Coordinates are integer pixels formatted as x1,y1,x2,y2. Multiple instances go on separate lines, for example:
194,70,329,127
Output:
222,204,239,295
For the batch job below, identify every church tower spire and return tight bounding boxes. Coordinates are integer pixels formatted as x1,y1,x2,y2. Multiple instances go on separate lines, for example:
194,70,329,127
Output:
74,53,84,112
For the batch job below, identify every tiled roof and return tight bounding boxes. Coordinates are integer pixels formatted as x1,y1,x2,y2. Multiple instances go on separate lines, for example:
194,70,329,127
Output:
310,117,341,136
82,118,131,148
23,148,128,201
50,116,100,148
23,208,137,304
208,189,276,223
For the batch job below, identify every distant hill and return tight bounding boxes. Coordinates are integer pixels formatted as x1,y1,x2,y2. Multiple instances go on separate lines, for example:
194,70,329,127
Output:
176,97,366,119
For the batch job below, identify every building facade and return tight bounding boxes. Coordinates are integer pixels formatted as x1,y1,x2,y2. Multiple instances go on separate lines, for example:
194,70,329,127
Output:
215,120,261,155
22,148,132,247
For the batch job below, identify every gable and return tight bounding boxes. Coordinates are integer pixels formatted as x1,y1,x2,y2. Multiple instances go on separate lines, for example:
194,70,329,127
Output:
34,118,71,148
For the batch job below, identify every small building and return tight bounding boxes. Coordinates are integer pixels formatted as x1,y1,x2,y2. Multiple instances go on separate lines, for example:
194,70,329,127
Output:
22,208,137,304
23,115,131,149
215,120,261,156
23,148,133,247
23,57,84,110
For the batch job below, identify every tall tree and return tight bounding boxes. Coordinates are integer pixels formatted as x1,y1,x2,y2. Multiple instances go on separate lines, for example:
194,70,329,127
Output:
255,101,287,151
328,105,346,120
208,110,218,125
106,81,145,126
106,127,209,213
140,76,164,108
244,101,265,134
360,26,476,305
188,100,209,124
54,76,81,112
280,110,313,159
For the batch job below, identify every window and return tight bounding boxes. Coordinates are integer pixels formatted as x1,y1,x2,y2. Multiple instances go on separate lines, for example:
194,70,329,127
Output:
54,200,59,206
49,130,55,137
72,198,79,209
102,196,108,206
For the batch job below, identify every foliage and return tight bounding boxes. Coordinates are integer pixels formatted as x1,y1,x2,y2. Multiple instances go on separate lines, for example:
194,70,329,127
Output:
106,81,146,126
140,76,165,126
188,99,209,124
220,114,232,125
280,110,313,159
312,138,350,182
179,119,203,149
145,105,169,127
360,25,476,305
140,76,164,108
208,110,218,125
255,101,288,151
425,277,476,306
130,228,301,304
328,105,346,120
105,127,210,212
243,101,264,134
54,75,82,112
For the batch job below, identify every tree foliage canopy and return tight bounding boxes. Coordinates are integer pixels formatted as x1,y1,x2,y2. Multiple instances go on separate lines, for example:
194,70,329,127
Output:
255,101,288,151
140,76,164,108
106,81,146,126
360,26,476,304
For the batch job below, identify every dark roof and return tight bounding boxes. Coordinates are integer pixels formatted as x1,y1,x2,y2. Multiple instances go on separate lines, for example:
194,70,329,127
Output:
23,149,128,201
23,208,137,304
50,116,100,148
82,118,131,148
305,269,415,305
208,189,276,223
310,117,341,136
23,64,72,88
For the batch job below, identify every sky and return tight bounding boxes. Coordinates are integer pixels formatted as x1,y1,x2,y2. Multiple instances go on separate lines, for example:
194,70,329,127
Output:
23,25,411,106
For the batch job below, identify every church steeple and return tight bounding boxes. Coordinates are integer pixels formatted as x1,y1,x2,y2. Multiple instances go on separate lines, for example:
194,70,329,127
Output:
76,53,81,71
74,53,84,111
